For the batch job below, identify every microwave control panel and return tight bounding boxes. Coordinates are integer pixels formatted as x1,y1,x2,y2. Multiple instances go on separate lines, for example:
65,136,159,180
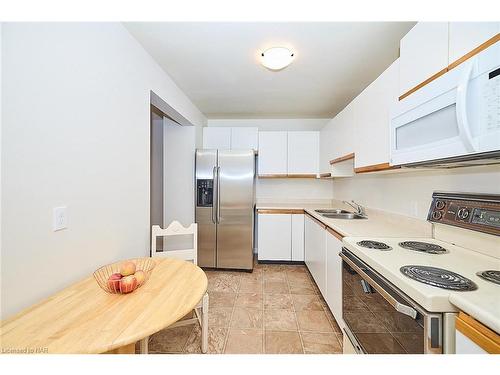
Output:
428,192,500,236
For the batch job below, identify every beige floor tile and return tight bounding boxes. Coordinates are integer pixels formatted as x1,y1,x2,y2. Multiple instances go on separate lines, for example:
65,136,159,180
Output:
286,272,312,284
209,307,233,327
301,332,342,354
264,280,289,294
264,294,293,310
289,281,318,295
184,325,228,354
240,270,263,282
264,310,298,331
230,307,263,329
292,294,324,311
264,331,303,354
148,325,193,353
239,279,263,293
235,293,263,309
207,272,241,292
225,329,263,354
324,308,342,333
263,269,287,281
208,292,236,308
296,310,333,332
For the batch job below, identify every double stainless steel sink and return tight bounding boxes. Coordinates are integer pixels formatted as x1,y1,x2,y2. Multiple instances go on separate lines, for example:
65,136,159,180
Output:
314,209,367,220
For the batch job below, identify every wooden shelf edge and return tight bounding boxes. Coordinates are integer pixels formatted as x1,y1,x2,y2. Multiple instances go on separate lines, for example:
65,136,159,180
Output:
257,209,305,215
257,174,288,179
399,33,500,101
354,163,401,174
456,312,500,354
329,153,355,165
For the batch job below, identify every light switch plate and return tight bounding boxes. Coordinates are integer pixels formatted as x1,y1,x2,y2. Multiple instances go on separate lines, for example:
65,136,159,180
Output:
53,206,68,231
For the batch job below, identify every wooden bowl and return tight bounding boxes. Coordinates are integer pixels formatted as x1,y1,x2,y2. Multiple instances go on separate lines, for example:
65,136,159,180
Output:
93,258,156,294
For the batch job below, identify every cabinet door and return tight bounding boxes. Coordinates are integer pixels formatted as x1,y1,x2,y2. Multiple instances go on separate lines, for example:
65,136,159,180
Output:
304,215,326,295
287,131,319,174
203,127,231,149
231,127,258,150
291,214,305,261
354,60,399,168
325,231,343,327
449,22,500,63
455,331,487,354
258,131,288,175
257,214,291,261
399,22,449,96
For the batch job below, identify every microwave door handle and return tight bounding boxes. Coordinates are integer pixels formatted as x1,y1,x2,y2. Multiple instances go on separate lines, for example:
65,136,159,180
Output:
456,57,477,152
340,253,418,319
212,166,217,224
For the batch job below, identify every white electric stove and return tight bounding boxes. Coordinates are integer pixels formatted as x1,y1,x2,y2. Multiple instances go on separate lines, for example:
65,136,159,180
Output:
340,192,500,354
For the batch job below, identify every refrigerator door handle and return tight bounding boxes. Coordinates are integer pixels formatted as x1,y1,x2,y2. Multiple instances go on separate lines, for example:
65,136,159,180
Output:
216,166,221,224
212,166,217,224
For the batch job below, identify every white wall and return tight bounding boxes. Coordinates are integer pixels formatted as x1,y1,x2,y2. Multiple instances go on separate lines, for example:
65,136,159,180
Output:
332,165,500,219
1,23,206,318
208,118,333,201
164,117,195,227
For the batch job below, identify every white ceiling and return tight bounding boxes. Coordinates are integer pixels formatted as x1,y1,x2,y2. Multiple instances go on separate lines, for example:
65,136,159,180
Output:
125,22,415,118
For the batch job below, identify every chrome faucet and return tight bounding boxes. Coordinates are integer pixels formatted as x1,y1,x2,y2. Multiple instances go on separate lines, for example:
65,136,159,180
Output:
343,200,366,217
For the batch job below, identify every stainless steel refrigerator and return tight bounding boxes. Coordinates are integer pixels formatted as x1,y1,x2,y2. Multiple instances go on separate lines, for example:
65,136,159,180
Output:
195,149,255,270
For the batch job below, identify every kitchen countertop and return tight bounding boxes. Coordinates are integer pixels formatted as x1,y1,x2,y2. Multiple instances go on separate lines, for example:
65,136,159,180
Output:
256,199,432,238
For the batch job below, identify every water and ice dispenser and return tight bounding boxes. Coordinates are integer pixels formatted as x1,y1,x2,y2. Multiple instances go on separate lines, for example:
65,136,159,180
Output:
197,179,213,207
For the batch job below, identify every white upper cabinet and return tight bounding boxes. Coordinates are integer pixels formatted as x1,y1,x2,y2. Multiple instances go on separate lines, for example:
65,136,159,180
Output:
258,131,288,175
287,131,319,175
231,127,258,150
448,22,500,63
399,22,449,96
203,127,231,149
354,59,399,168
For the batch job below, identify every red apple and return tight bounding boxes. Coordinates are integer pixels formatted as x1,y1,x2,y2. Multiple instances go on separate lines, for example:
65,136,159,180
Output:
119,275,137,294
120,261,136,276
134,270,146,286
107,273,123,292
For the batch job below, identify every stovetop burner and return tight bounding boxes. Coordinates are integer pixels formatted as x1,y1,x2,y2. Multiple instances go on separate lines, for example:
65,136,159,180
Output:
476,270,500,285
357,240,392,250
400,265,478,291
399,241,447,254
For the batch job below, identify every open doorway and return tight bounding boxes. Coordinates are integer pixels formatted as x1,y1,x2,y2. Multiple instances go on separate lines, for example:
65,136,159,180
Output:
149,92,197,255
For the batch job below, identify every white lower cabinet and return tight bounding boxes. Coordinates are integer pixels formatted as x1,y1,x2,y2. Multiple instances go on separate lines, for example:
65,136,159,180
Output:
258,213,304,262
291,214,305,261
304,215,327,296
325,230,343,327
455,330,487,354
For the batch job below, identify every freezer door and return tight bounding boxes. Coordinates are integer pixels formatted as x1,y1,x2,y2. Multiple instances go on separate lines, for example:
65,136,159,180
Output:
217,150,255,270
195,149,217,268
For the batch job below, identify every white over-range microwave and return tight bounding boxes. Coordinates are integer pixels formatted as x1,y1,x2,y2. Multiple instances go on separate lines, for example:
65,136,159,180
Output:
391,42,500,167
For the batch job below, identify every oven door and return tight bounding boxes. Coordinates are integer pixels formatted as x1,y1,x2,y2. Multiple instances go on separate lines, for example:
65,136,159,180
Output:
340,248,442,354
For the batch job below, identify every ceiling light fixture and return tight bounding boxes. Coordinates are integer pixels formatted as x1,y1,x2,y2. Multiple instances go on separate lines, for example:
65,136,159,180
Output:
260,47,295,71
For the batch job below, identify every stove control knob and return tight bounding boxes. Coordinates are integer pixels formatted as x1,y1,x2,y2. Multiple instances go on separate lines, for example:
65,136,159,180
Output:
432,211,442,220
457,208,470,220
435,200,445,210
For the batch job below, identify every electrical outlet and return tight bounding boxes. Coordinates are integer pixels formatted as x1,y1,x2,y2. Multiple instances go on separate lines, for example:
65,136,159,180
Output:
53,206,68,231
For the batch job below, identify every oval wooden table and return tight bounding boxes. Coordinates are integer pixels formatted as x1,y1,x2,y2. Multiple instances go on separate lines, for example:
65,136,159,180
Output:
0,258,207,354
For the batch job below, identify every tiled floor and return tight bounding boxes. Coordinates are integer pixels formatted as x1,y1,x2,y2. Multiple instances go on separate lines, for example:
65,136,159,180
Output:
140,261,343,354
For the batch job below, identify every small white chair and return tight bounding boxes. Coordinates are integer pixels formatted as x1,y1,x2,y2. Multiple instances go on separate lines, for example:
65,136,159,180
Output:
140,221,209,354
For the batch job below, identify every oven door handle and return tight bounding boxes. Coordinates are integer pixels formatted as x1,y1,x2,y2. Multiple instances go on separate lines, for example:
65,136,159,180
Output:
340,253,418,319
